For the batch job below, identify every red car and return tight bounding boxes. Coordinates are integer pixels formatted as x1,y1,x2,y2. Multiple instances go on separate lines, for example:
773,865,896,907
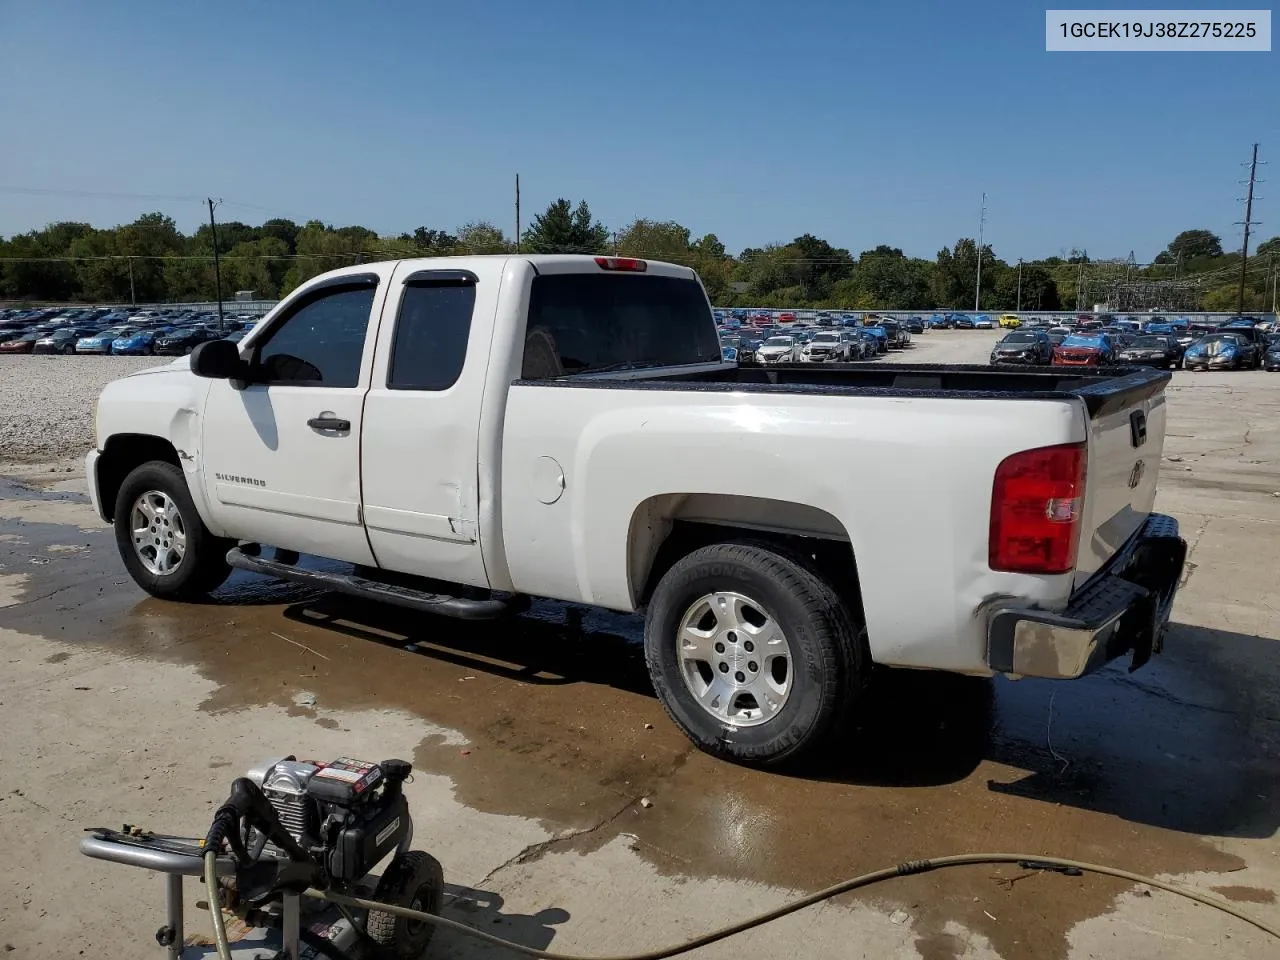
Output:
1053,333,1114,367
778,312,796,323
0,332,39,354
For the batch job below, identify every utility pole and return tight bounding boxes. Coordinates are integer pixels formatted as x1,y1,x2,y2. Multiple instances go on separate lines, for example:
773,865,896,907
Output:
974,192,986,313
128,257,136,305
207,198,225,332
1236,143,1263,315
612,231,619,256
514,174,521,254
1016,258,1023,312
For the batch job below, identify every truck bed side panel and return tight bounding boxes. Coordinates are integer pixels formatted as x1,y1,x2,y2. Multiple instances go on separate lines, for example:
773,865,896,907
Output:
501,385,1087,674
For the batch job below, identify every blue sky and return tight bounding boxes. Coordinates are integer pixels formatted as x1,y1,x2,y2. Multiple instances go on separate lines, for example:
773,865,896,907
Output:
0,1,1275,261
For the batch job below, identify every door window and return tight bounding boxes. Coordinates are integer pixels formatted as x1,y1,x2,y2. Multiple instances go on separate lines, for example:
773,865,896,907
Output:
254,282,377,387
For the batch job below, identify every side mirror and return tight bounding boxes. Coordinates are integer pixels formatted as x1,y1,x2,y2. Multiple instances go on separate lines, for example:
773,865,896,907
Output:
190,339,246,380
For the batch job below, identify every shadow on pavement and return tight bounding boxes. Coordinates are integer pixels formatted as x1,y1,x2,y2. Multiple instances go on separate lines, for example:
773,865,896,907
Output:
436,882,568,957
280,595,1280,840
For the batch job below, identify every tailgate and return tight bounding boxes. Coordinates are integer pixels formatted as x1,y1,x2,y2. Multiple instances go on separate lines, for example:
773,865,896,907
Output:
1073,379,1167,587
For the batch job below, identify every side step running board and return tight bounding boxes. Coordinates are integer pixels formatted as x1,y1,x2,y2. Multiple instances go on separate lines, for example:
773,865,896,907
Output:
226,546,522,621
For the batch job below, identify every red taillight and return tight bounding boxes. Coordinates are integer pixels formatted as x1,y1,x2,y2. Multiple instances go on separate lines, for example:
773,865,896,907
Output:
989,442,1087,574
594,256,647,272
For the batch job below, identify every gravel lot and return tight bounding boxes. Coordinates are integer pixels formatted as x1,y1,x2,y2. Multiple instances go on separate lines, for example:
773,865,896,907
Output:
0,355,164,468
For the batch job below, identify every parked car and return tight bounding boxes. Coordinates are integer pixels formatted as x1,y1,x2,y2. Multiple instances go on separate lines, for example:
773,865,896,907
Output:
928,314,952,329
89,253,1184,766
951,314,974,329
1182,333,1257,371
1046,326,1072,346
904,316,926,334
1053,333,1115,367
849,330,880,358
972,314,994,329
756,335,800,363
719,334,756,364
77,326,139,354
777,312,796,324
990,330,1052,365
34,326,102,355
153,326,222,356
880,319,910,348
112,328,173,355
1116,335,1182,369
998,314,1021,329
0,331,41,354
1263,335,1280,371
861,325,890,353
801,330,849,362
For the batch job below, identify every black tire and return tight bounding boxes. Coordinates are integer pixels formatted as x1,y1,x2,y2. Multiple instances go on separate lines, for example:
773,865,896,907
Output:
62,344,75,355
644,542,866,767
113,460,234,600
367,851,444,959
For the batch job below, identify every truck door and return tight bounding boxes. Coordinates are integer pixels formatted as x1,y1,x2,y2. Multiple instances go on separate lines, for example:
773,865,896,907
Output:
200,272,384,564
359,263,492,587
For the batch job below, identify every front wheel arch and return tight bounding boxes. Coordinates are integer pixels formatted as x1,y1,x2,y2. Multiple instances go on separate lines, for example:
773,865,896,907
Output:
95,434,182,523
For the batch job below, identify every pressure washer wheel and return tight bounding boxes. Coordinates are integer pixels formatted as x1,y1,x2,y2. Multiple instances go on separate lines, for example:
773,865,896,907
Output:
367,851,444,958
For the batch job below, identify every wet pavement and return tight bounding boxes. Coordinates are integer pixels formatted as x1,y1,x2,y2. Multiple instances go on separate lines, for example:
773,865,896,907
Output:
2,362,1279,958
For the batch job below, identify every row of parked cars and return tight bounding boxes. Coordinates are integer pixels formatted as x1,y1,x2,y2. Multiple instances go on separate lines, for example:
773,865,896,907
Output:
0,306,259,356
719,316,918,364
989,314,1280,371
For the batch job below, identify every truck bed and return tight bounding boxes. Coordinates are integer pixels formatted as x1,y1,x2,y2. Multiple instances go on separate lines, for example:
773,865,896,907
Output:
535,362,1169,419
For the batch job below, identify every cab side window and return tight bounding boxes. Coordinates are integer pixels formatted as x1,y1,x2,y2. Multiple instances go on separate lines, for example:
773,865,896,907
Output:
254,282,377,387
387,275,477,391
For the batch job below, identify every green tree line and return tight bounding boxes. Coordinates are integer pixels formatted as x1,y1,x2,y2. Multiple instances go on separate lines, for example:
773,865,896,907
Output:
1,202,1276,312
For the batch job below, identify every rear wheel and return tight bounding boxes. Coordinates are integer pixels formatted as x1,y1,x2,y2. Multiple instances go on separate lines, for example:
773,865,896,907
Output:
113,460,233,600
62,344,75,355
644,542,866,767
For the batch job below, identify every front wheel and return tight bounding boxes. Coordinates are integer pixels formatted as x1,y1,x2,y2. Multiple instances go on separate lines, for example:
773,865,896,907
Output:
644,542,866,767
62,344,75,355
113,460,234,600
367,851,444,959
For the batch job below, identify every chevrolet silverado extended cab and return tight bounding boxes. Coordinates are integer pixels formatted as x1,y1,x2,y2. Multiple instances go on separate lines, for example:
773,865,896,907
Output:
89,255,1187,765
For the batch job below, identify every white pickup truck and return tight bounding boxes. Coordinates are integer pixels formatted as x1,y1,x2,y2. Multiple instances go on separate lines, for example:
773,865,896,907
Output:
89,255,1187,765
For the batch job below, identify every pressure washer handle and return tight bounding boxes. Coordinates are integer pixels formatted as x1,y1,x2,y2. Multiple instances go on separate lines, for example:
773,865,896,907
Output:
204,778,311,865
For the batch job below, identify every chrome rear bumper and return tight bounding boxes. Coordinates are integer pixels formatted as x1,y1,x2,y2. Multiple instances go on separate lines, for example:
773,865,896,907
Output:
987,514,1186,679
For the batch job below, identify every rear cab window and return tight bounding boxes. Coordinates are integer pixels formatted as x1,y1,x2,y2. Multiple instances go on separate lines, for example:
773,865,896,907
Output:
521,273,721,379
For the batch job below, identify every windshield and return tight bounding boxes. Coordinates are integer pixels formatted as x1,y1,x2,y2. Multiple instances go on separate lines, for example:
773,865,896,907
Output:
812,333,839,342
764,337,794,346
521,273,720,377
1062,335,1102,348
1001,332,1039,343
1195,335,1240,348
1132,336,1168,347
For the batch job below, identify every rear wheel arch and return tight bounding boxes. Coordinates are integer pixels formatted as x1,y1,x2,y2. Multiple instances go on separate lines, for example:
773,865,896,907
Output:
627,494,866,627
96,434,182,523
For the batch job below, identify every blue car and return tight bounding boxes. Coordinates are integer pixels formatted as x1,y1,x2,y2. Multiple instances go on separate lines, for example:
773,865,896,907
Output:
721,345,739,362
112,327,173,355
862,325,889,353
76,326,136,354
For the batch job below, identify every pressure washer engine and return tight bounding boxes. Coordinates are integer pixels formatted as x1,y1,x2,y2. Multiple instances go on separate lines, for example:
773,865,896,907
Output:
81,755,443,960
